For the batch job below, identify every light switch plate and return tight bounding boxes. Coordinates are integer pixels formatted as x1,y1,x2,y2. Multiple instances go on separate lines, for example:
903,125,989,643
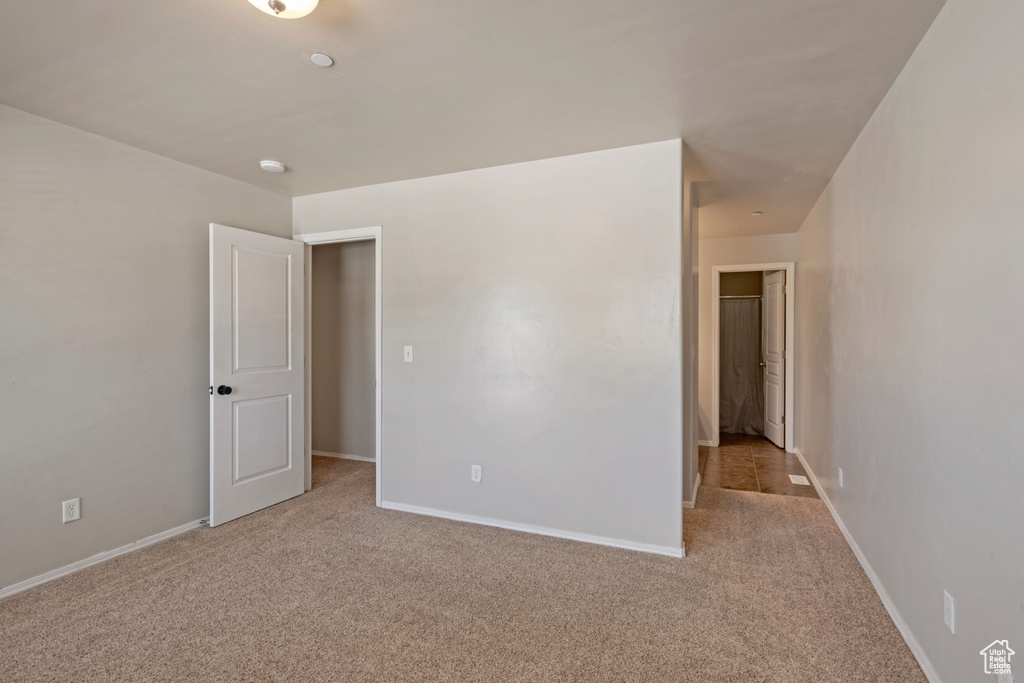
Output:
404,346,413,363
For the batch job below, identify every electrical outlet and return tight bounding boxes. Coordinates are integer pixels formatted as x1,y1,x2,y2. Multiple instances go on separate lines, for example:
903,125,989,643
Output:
62,498,81,524
471,465,482,483
943,590,955,634
838,468,844,488
403,346,414,363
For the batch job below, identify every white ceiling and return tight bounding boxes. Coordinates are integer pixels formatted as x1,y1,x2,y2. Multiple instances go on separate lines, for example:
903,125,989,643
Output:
0,0,944,237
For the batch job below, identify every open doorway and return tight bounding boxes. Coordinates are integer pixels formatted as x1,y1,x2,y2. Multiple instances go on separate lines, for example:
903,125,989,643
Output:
717,270,786,447
703,262,812,498
311,240,376,462
710,262,795,452
296,227,382,505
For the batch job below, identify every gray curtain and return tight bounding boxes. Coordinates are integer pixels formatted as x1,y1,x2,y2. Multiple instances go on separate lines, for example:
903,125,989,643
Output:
719,298,764,435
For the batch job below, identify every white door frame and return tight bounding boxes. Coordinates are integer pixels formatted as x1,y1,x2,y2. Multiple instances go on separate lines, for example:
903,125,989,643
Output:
295,227,382,506
711,262,794,452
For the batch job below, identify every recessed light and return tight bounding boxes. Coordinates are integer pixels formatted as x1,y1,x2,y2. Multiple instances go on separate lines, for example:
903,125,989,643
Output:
751,211,763,216
310,53,334,68
260,160,286,173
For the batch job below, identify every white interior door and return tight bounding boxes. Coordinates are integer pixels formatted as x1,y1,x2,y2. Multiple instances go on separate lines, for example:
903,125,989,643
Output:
210,223,305,526
762,270,786,447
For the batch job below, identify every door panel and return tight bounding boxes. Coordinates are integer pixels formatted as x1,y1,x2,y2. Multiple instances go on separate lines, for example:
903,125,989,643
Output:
763,270,786,448
233,395,291,484
233,246,291,372
210,223,305,527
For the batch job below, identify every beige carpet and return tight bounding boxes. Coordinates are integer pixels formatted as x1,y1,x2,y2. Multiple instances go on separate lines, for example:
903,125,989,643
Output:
0,457,925,682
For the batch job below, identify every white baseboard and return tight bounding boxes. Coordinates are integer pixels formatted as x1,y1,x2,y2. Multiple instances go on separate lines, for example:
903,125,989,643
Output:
312,450,376,462
794,448,942,683
682,473,702,509
0,518,206,601
698,440,713,447
380,500,683,558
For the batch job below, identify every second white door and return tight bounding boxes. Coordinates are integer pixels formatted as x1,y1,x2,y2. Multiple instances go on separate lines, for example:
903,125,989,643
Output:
762,270,786,448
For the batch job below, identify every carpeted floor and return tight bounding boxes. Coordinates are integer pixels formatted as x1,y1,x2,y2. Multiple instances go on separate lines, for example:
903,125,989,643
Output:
0,457,925,682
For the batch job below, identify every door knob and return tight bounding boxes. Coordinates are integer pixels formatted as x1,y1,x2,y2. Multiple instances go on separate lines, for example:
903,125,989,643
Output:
217,385,233,395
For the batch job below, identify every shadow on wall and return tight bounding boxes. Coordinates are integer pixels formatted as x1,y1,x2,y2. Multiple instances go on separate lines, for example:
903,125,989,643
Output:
698,405,712,444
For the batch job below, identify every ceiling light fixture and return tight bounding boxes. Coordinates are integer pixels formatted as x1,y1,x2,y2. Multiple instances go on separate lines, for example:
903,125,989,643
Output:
310,53,334,67
751,211,764,216
260,160,286,173
247,0,319,19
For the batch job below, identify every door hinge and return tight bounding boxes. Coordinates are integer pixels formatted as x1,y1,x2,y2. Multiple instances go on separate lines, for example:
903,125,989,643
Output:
782,415,786,424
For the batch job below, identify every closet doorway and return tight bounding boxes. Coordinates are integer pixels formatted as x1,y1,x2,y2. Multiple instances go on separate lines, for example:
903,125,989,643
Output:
710,262,794,452
297,227,382,504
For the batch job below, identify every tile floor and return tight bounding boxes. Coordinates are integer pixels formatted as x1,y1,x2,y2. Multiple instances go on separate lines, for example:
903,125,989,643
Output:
698,432,819,499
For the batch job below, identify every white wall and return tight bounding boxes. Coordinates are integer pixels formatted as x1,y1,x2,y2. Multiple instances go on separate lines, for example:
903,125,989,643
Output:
681,178,699,505
795,0,1024,680
295,141,685,553
0,105,292,590
311,241,376,459
697,233,797,442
